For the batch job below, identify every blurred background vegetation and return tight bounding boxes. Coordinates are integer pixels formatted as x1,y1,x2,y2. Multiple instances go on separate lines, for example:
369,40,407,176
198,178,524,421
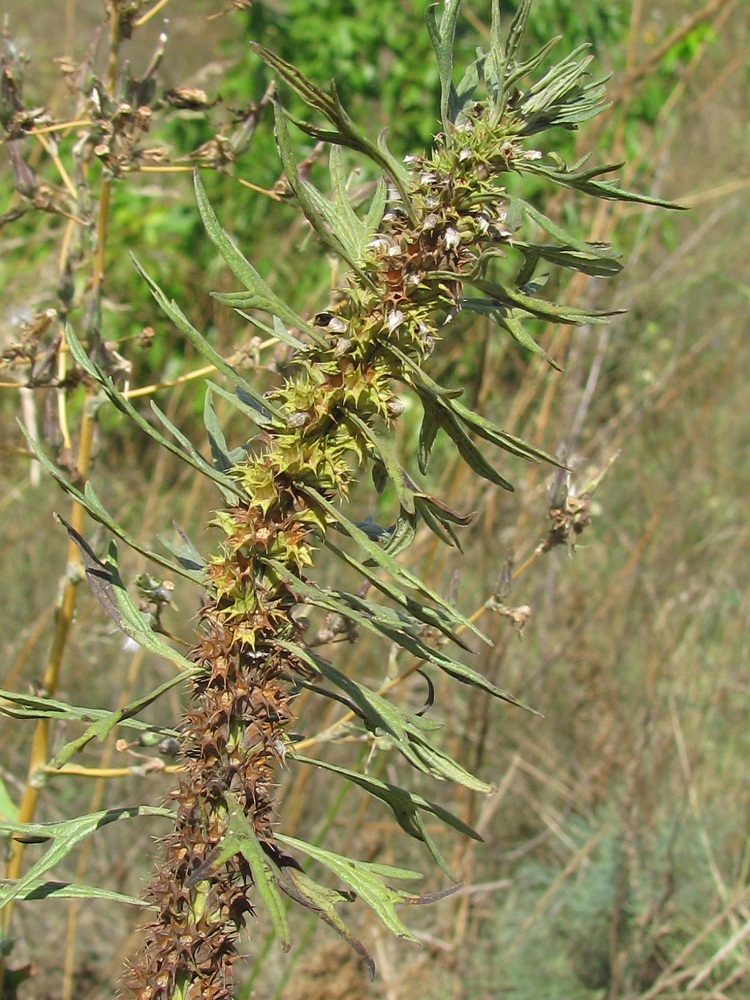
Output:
1,1,748,998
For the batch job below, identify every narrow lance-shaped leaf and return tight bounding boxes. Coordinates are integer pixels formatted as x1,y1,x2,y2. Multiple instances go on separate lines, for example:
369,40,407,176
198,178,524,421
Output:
425,0,461,130
463,298,562,369
131,254,286,422
323,535,472,651
301,484,488,644
346,412,416,514
0,807,173,909
193,171,327,349
0,878,153,908
272,862,375,981
292,752,477,878
517,158,689,209
148,399,239,502
277,639,487,799
55,518,197,676
273,100,366,277
329,144,370,259
266,561,534,722
18,425,205,586
158,521,206,574
203,383,246,471
63,324,243,503
50,669,193,768
488,0,533,121
0,688,178,740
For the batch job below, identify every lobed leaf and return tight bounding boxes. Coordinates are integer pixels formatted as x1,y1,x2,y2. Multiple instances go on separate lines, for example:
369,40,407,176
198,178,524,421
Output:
274,833,422,941
293,752,480,878
0,807,173,909
250,44,414,215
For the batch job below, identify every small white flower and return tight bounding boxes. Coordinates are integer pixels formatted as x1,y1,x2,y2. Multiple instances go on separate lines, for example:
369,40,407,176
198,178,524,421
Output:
444,227,461,250
387,309,405,333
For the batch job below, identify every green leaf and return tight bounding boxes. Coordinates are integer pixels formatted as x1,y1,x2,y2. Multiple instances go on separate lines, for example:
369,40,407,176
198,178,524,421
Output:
293,753,479,878
193,171,326,349
250,44,414,217
203,383,245,472
463,298,561,369
148,399,238,502
414,494,469,550
487,0,533,121
50,669,191,768
511,195,615,259
417,392,443,474
0,879,151,907
471,274,619,326
388,341,548,477
273,863,375,980
425,0,461,130
514,241,622,278
202,379,280,432
18,425,206,586
518,46,609,134
452,52,485,123
63,324,243,505
433,402,516,491
266,562,532,720
131,254,285,422
274,834,421,941
0,688,178,738
278,640,493,800
450,397,560,465
301,485,487,644
499,36,561,110
518,158,689,209
158,522,206,573
0,806,173,909
192,793,291,953
346,413,416,514
273,102,366,276
323,535,472,650
382,506,418,557
55,518,197,676
363,177,387,238
329,144,369,259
